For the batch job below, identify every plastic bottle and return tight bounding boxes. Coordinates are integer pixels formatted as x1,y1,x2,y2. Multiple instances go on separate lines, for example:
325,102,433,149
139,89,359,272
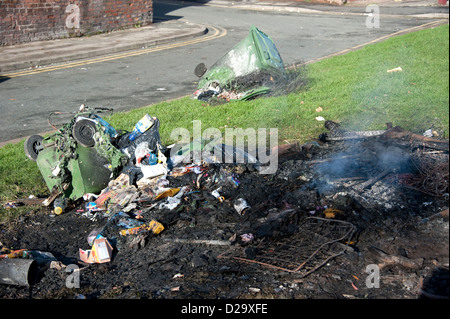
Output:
147,153,157,165
53,197,66,215
129,114,155,141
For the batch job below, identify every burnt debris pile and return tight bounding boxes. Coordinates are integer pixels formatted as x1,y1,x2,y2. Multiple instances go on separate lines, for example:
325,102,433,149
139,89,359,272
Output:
1,119,448,299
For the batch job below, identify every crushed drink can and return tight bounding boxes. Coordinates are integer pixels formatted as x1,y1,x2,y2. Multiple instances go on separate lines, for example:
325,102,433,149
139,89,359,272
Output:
233,198,250,215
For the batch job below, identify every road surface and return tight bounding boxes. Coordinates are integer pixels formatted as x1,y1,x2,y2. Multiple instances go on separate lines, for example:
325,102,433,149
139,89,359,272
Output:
0,0,445,144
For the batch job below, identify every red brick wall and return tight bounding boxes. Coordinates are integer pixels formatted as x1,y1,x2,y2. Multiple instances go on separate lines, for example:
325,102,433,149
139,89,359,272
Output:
0,0,153,46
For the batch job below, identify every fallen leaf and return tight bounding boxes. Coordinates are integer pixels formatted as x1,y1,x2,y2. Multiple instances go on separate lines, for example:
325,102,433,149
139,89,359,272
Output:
316,106,323,112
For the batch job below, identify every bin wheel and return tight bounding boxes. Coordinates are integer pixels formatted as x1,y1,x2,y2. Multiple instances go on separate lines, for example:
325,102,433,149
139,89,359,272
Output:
194,63,207,78
24,135,44,161
72,119,97,147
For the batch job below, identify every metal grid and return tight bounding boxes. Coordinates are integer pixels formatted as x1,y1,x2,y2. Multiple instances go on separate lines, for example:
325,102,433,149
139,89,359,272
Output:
219,217,356,277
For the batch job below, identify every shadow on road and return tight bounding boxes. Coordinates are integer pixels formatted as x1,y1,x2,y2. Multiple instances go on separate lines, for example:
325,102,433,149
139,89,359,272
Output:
0,76,11,83
153,0,212,21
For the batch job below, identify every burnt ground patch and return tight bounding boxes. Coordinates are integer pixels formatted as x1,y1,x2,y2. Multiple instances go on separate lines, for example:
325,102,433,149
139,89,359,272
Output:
1,133,448,301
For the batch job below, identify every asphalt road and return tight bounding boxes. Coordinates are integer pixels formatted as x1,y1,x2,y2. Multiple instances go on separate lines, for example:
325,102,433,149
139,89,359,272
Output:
0,1,446,144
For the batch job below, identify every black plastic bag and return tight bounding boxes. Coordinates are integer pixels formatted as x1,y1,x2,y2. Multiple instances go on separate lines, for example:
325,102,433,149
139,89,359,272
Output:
115,118,164,166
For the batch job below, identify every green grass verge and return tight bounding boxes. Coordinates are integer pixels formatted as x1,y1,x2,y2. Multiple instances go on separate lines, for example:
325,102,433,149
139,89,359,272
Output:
1,24,448,214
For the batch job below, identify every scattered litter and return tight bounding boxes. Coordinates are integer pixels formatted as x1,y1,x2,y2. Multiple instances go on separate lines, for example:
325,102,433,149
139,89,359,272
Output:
116,212,144,229
49,260,66,270
315,116,326,121
387,66,403,73
79,236,113,264
423,129,433,137
0,258,37,286
83,193,98,201
15,101,449,298
233,198,251,215
155,188,181,201
129,114,155,141
3,202,24,209
240,233,255,243
0,249,58,286
211,188,225,202
422,129,439,138
159,187,187,210
0,249,29,259
119,220,164,236
85,202,103,213
249,287,261,293
323,207,344,219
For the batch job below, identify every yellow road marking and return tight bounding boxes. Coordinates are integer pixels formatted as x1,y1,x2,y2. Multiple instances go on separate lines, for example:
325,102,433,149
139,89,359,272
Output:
2,24,227,78
2,19,442,77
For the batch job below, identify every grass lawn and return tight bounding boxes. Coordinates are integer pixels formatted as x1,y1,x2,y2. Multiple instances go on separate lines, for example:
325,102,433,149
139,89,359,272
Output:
1,23,448,218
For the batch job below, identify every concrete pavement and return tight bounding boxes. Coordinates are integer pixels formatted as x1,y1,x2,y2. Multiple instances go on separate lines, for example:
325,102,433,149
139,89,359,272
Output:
0,19,208,74
202,0,449,17
0,0,447,74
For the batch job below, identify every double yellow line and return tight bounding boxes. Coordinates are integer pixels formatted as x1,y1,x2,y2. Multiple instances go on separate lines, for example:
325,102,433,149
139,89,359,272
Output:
2,24,227,78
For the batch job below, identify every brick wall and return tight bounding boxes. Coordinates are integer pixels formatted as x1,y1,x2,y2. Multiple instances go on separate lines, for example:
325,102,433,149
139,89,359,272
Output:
0,0,153,46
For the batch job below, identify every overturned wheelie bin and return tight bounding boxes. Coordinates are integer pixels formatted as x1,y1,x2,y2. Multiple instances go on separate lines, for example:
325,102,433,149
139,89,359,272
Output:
194,26,286,102
24,106,128,214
